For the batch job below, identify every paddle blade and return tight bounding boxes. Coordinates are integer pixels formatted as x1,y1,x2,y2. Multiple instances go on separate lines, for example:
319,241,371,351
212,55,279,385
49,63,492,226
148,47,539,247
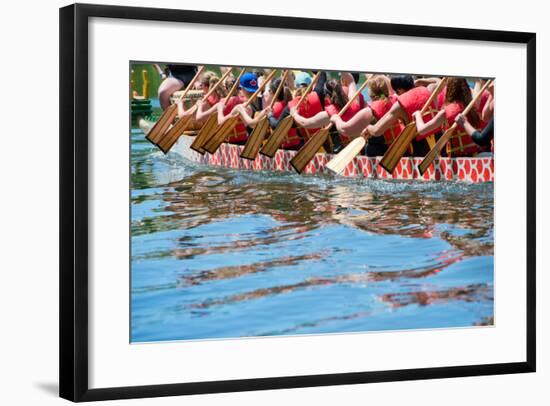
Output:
139,118,154,135
418,130,452,175
240,117,269,160
290,128,329,174
325,137,366,175
158,114,193,153
146,104,177,144
379,122,417,174
260,116,294,158
190,114,218,154
203,117,238,154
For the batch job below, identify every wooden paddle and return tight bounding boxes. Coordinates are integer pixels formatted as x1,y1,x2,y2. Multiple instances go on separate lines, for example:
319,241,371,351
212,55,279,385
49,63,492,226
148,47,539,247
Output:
146,66,205,145
189,68,245,154
290,77,370,174
203,70,277,154
418,79,493,175
378,78,447,174
158,67,234,153
260,71,321,158
240,70,290,160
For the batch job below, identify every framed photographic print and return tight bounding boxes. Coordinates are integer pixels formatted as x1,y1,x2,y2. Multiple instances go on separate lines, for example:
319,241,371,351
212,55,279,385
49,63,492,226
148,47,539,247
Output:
59,2,536,402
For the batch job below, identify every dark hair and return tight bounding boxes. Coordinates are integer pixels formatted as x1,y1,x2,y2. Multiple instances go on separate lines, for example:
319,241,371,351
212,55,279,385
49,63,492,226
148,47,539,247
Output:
445,77,481,127
351,72,360,84
324,79,348,109
269,78,292,103
390,75,415,92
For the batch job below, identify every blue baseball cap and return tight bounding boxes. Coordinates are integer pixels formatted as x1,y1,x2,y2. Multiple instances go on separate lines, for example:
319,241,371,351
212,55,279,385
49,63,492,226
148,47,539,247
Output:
295,72,312,87
239,72,259,93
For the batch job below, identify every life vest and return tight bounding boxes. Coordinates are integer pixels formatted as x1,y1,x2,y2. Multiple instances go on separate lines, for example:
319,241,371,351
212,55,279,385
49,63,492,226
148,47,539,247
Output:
370,95,404,146
444,102,481,157
223,95,248,144
397,86,440,141
272,101,301,149
207,93,219,106
323,100,362,144
288,92,323,140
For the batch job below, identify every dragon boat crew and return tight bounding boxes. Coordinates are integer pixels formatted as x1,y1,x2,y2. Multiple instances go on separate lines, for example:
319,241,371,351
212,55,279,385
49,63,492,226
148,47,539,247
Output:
194,72,231,123
216,72,262,144
263,76,303,150
413,77,484,157
364,75,443,156
330,74,404,157
290,73,362,152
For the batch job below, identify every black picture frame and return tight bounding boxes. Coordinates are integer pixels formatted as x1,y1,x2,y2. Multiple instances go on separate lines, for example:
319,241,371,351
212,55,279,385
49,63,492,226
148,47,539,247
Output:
60,2,536,402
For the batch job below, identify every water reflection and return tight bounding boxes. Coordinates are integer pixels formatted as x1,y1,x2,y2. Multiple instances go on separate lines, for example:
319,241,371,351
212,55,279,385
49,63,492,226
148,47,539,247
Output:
130,129,494,342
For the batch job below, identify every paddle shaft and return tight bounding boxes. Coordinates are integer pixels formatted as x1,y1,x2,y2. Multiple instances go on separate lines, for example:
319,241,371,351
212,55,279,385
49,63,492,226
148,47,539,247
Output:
418,79,493,174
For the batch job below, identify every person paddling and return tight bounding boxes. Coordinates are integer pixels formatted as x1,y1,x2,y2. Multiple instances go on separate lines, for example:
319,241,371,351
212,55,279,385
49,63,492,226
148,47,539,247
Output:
215,71,262,144
290,73,362,151
363,75,443,156
330,74,404,156
194,71,231,123
413,77,484,157
154,63,198,110
263,76,301,149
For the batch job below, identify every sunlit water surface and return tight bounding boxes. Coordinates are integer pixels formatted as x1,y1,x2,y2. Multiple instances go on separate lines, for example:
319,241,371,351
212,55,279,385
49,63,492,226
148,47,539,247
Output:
131,128,494,342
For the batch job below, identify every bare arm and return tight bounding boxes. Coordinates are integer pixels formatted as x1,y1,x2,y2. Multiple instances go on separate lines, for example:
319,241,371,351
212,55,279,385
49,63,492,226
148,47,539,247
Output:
364,102,408,137
153,63,166,80
217,102,238,125
196,100,219,121
426,78,442,94
233,105,268,127
454,113,478,137
176,102,197,119
341,72,357,97
413,110,445,135
291,109,330,128
330,108,374,138
482,94,494,122
415,77,440,88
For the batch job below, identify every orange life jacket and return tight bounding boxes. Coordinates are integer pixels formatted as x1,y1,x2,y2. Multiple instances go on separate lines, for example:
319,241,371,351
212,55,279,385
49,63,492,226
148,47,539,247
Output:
397,86,440,141
223,95,248,144
288,92,323,140
324,100,362,144
370,95,404,146
444,102,481,157
272,101,301,149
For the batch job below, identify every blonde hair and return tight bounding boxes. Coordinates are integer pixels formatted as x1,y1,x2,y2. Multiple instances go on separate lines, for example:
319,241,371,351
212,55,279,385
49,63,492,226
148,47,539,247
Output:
200,71,217,87
367,75,389,100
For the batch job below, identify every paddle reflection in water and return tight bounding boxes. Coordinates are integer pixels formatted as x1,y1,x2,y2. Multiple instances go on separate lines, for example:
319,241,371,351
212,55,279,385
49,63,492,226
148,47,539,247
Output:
130,128,493,342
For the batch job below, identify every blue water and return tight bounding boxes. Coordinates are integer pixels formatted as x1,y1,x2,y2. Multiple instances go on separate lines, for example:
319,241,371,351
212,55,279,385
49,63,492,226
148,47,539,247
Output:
130,128,494,342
